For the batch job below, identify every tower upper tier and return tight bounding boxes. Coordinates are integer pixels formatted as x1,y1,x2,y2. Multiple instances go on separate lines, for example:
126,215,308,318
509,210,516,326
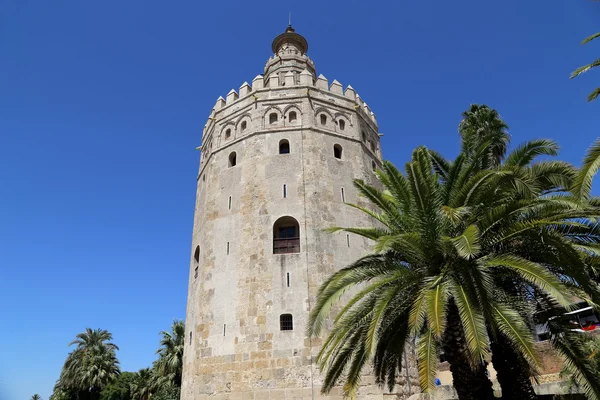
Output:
264,25,316,86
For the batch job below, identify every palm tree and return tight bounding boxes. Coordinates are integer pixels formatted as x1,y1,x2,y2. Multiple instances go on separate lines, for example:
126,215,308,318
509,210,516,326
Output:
130,368,154,400
56,328,120,400
449,104,539,400
30,395,42,400
453,105,600,399
153,320,185,387
571,26,600,101
308,137,600,400
457,104,510,169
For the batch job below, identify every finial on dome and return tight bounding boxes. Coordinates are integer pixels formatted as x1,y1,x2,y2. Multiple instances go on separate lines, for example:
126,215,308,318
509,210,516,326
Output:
271,24,308,55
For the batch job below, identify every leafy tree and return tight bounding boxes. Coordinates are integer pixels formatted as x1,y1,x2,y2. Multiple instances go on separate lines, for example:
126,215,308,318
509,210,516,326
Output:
308,131,600,400
149,385,180,400
55,328,120,400
48,388,76,400
153,320,184,388
99,372,136,400
30,395,42,400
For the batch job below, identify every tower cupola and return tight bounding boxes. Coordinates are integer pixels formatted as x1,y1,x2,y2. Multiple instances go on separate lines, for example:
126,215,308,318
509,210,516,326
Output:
264,25,316,86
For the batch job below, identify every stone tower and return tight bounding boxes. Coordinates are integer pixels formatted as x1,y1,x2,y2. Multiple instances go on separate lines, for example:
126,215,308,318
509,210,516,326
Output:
182,26,417,399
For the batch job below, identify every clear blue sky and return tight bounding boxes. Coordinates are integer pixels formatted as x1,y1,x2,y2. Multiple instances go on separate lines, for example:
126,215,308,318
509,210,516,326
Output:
0,0,598,398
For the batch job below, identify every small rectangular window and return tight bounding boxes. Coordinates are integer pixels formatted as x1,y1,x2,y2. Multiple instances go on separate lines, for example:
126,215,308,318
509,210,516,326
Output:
228,196,232,210
189,332,192,345
347,234,350,247
223,324,226,336
283,184,287,198
286,272,290,287
341,188,345,203
280,314,293,331
194,266,199,279
227,242,230,255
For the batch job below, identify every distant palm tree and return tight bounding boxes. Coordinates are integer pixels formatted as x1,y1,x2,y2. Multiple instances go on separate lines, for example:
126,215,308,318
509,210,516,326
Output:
153,320,185,387
458,104,510,168
30,394,42,400
56,328,120,400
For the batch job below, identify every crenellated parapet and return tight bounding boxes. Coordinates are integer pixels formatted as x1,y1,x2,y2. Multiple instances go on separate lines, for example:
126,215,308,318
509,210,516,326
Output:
197,69,381,171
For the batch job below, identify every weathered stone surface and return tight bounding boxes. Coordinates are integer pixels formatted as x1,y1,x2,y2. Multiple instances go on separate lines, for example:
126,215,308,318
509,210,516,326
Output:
182,25,418,399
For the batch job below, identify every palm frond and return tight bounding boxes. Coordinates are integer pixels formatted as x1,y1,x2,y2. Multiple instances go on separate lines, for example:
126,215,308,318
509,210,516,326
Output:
482,255,570,306
504,139,559,167
572,138,600,201
491,304,541,368
450,224,481,260
552,332,600,400
417,328,439,392
571,59,600,78
449,278,489,363
428,149,451,180
426,281,449,338
582,32,600,45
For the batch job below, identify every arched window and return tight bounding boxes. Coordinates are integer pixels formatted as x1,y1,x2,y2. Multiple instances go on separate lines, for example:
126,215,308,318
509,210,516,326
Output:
334,144,343,159
280,314,293,331
229,152,237,167
320,114,327,125
273,216,300,254
339,120,345,131
370,140,376,152
362,131,366,141
269,113,278,124
372,160,377,171
289,111,297,123
225,129,231,140
279,139,290,154
241,121,247,132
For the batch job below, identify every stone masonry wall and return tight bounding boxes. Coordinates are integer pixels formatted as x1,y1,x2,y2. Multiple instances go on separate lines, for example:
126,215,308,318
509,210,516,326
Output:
181,61,419,399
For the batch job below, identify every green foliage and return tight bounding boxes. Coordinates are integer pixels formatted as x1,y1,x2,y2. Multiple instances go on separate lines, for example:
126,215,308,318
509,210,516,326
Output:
55,328,120,400
48,388,77,400
51,320,185,400
30,395,42,400
152,320,185,388
308,103,600,399
149,385,180,400
99,372,136,400
129,368,154,400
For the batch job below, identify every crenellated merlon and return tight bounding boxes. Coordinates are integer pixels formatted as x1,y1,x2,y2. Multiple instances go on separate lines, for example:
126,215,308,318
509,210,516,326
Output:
208,69,377,126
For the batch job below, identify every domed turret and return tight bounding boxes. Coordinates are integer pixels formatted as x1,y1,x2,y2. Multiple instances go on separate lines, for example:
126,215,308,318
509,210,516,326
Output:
264,25,316,86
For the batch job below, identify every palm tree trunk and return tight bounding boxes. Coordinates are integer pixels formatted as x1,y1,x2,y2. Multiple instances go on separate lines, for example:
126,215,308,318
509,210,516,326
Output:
490,334,537,400
442,302,495,400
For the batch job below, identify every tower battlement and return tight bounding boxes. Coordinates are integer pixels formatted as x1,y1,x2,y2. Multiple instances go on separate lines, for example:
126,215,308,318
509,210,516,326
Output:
204,74,377,134
182,26,418,400
198,72,381,180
